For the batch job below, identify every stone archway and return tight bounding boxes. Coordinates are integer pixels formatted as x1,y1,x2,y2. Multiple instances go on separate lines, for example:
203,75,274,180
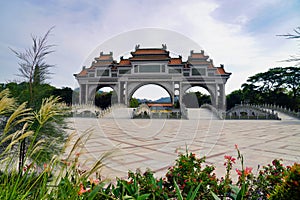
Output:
181,84,218,108
182,85,213,108
127,82,174,105
130,83,173,103
86,84,119,105
74,45,231,111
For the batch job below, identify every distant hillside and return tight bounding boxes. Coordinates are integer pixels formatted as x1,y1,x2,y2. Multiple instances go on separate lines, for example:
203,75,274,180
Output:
155,97,171,102
137,96,172,103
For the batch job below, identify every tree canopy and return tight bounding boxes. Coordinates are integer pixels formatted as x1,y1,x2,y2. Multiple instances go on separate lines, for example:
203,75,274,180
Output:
227,67,300,110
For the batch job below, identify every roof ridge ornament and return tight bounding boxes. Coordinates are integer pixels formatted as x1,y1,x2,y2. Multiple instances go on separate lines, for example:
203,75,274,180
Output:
135,44,140,50
162,44,167,50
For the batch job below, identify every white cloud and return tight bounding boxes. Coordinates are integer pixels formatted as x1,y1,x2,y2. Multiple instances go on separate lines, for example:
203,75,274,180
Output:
0,0,299,94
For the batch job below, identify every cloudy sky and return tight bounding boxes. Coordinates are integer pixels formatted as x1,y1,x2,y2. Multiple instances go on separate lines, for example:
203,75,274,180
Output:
1,0,299,97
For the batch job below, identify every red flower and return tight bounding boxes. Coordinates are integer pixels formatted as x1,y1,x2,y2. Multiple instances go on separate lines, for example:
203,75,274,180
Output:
245,167,253,176
236,167,253,177
224,155,236,163
78,183,90,195
236,169,242,176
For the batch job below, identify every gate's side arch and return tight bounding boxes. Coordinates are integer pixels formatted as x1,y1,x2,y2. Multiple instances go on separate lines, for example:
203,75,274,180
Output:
87,84,119,105
182,84,215,107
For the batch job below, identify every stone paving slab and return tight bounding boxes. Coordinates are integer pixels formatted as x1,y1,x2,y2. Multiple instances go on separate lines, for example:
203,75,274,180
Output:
66,109,300,181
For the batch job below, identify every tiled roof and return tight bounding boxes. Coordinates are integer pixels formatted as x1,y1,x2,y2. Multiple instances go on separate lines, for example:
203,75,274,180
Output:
92,60,113,66
119,59,131,65
77,69,87,77
133,49,167,55
188,60,210,65
96,55,112,60
168,58,182,65
190,53,208,59
216,67,227,75
74,46,231,78
130,55,170,61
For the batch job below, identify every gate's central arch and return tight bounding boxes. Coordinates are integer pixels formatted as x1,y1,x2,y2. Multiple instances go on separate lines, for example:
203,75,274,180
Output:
74,45,231,110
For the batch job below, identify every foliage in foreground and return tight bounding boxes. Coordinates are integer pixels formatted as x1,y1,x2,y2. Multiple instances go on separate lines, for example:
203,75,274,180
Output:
0,143,299,199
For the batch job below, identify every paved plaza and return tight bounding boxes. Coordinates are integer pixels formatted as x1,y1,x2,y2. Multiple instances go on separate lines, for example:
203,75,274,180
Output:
67,108,300,181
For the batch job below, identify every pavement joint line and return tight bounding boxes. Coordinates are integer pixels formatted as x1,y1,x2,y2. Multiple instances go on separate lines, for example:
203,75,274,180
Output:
67,108,300,179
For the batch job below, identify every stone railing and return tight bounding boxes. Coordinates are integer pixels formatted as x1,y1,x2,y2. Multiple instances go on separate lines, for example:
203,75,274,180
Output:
226,104,280,120
72,103,126,118
256,104,300,119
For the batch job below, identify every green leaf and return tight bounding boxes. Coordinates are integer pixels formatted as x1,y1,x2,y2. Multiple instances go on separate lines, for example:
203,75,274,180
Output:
174,180,183,200
88,184,102,200
188,183,201,200
230,184,240,199
137,193,151,200
236,183,246,200
211,191,222,200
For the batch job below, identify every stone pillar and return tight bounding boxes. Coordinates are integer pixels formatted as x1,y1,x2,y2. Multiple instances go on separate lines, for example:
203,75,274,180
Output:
215,84,218,108
179,82,183,107
80,84,87,104
119,82,125,104
172,82,175,105
85,84,88,104
124,81,128,105
218,84,226,110
116,84,121,104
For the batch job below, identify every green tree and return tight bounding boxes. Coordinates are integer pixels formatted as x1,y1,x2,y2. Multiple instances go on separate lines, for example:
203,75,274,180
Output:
95,91,112,109
129,97,139,108
237,67,300,110
226,90,243,110
282,67,300,99
52,87,73,105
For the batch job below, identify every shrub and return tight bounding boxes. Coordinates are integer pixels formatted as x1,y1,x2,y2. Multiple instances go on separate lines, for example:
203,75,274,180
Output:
269,163,300,200
164,151,219,199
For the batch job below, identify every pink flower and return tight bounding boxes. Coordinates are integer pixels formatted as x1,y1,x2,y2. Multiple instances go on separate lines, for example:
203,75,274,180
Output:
89,177,100,185
235,144,238,149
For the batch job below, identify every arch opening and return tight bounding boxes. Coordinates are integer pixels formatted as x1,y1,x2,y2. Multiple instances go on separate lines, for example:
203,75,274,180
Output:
94,85,117,109
130,84,172,108
183,86,212,108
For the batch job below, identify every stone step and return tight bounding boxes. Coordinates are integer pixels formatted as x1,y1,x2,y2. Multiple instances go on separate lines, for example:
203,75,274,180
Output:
187,108,219,120
103,107,219,120
103,108,134,119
